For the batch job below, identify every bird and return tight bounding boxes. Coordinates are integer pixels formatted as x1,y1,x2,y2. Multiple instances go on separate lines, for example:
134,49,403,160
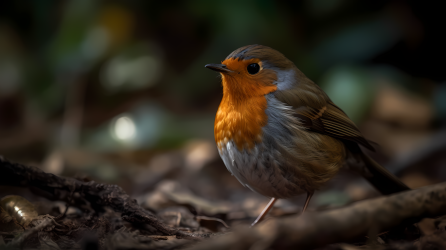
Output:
205,44,409,227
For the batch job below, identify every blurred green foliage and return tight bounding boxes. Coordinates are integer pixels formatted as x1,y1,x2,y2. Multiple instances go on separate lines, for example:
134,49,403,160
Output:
0,0,444,155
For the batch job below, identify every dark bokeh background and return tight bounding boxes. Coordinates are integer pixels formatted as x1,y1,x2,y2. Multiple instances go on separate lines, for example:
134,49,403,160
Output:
1,0,446,226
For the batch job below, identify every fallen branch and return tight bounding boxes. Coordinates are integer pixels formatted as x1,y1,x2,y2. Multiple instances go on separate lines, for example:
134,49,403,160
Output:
188,182,446,249
0,157,207,240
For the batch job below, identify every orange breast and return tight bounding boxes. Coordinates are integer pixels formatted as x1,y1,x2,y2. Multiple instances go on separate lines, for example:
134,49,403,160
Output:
214,65,277,151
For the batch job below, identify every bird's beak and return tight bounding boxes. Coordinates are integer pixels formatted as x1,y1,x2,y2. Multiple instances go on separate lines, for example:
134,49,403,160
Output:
205,64,233,74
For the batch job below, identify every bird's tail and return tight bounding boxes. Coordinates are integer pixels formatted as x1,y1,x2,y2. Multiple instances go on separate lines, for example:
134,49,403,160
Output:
344,142,410,195
359,152,410,195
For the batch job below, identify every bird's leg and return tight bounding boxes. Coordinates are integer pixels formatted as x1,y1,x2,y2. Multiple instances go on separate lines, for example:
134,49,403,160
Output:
302,191,314,213
250,192,313,227
250,197,277,227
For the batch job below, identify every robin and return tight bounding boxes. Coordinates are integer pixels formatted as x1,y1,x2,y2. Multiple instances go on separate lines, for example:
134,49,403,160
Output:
205,45,409,227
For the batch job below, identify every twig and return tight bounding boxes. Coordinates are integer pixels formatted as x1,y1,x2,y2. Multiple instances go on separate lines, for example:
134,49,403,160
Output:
6,218,52,248
56,204,70,221
188,182,446,250
56,188,74,221
195,216,229,228
0,157,207,240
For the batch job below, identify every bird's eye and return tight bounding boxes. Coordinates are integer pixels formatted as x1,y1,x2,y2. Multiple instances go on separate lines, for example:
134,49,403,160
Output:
247,63,260,75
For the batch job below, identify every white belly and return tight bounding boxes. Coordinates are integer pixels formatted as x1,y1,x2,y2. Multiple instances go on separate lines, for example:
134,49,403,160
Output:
218,140,305,198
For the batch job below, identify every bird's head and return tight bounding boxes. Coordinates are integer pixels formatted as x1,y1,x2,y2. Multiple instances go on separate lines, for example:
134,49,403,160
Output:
205,45,298,102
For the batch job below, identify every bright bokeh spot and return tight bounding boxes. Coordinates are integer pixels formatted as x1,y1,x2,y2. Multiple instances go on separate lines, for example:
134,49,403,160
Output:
113,116,136,141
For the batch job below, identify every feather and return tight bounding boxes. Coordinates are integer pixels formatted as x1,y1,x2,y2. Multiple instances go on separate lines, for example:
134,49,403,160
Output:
273,80,375,151
273,72,409,194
